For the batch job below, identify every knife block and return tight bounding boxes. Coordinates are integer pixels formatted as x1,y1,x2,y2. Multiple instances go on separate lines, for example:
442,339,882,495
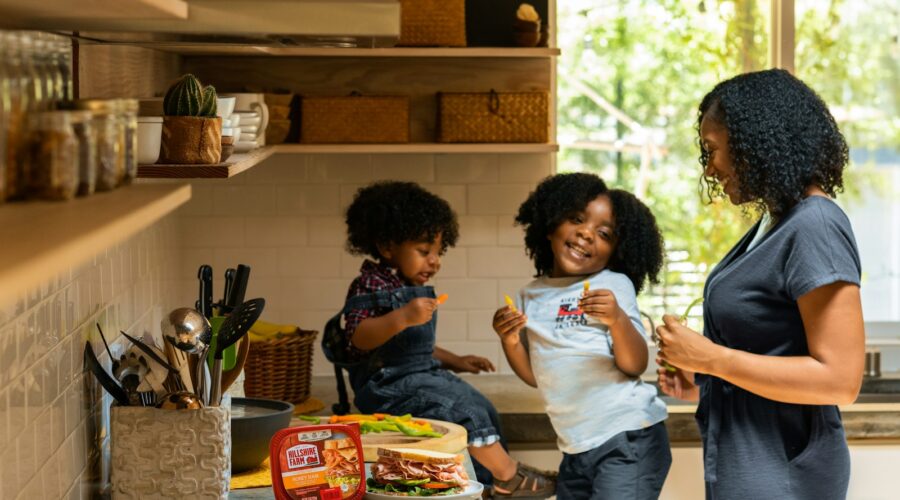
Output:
109,400,231,499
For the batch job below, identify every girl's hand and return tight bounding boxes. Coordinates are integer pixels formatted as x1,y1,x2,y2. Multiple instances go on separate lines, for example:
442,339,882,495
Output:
402,297,437,327
449,355,496,374
655,314,719,374
579,289,625,327
493,306,527,347
656,358,700,401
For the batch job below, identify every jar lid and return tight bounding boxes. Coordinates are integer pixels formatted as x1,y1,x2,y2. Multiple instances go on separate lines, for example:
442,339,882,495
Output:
117,98,139,113
137,116,163,123
59,99,117,113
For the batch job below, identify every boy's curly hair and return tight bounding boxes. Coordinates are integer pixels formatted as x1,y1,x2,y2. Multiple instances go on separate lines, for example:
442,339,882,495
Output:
515,173,663,293
345,181,459,260
698,69,848,218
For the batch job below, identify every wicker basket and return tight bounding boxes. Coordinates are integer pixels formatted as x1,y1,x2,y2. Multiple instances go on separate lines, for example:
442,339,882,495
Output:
244,329,318,405
300,95,410,143
437,90,549,143
398,0,466,47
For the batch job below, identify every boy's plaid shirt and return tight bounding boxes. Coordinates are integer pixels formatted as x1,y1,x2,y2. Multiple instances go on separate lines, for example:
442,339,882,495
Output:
342,259,404,358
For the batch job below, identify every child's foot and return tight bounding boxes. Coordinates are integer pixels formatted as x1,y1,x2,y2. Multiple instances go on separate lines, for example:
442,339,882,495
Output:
492,463,556,498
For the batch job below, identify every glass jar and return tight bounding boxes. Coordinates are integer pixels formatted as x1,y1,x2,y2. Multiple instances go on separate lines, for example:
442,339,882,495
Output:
118,99,138,184
27,110,82,201
62,99,121,191
71,110,96,196
2,32,29,201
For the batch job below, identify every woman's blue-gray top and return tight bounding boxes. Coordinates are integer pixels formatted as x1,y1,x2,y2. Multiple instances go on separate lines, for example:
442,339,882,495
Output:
698,196,861,499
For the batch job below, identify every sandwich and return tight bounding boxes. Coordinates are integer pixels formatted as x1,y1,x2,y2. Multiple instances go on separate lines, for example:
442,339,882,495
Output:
323,437,361,495
368,448,469,496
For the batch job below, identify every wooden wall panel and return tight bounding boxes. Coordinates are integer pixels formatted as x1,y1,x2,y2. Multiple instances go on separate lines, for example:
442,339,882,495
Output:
183,56,552,143
78,42,181,99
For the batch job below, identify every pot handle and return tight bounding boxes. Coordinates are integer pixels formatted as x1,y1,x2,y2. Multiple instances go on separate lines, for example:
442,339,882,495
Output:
251,101,269,144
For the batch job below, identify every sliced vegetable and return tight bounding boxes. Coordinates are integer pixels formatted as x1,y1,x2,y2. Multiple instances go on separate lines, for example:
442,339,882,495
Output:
298,415,321,424
436,294,449,305
504,294,517,312
422,483,452,489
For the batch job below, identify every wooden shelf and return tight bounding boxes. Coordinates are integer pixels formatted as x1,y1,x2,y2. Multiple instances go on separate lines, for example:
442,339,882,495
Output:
0,0,187,24
138,147,277,179
154,46,560,58
136,144,557,179
273,143,560,154
0,183,191,307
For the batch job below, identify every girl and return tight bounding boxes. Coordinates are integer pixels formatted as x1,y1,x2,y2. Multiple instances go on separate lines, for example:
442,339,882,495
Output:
329,181,555,496
494,173,670,499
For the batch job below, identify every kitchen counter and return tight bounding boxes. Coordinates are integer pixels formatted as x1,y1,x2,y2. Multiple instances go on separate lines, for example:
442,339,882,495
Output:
305,374,900,445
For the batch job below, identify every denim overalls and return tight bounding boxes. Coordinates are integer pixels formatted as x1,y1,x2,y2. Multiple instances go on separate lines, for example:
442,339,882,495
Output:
326,285,503,485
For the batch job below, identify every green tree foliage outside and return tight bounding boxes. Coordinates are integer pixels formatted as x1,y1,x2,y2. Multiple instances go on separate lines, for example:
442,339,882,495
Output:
557,0,898,318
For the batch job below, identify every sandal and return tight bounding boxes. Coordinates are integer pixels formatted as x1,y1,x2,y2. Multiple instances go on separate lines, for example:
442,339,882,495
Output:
492,463,556,498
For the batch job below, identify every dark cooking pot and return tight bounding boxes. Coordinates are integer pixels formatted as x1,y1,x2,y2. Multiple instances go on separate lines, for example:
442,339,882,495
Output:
231,397,294,473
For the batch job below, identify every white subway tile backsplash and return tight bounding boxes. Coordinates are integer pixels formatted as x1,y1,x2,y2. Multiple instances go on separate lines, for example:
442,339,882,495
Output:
341,253,367,278
468,184,533,215
277,185,341,215
307,216,346,246
467,310,498,342
372,154,435,183
308,155,373,183
497,217,523,246
245,216,310,248
0,217,180,499
212,185,279,216
434,311,467,342
422,184,467,214
277,247,342,278
467,247,533,278
435,154,499,184
498,154,552,182
434,280,498,311
457,216,498,247
436,249,467,278
245,154,308,183
180,216,246,248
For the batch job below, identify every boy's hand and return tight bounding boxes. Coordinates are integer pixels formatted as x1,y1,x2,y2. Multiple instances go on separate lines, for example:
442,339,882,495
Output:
402,297,437,327
493,306,527,347
449,355,496,374
579,289,626,327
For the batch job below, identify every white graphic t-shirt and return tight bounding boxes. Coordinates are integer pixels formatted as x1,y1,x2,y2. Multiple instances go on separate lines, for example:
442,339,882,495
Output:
518,269,667,454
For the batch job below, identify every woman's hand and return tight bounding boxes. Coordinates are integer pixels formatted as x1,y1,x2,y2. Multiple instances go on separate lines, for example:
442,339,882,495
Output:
448,355,496,374
401,297,437,327
656,358,700,402
579,289,626,327
492,306,528,347
656,314,720,374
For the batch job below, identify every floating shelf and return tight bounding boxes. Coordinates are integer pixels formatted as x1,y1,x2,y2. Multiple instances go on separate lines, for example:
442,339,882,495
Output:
273,143,560,154
138,147,277,179
136,143,559,179
0,183,191,307
0,0,187,24
148,46,560,58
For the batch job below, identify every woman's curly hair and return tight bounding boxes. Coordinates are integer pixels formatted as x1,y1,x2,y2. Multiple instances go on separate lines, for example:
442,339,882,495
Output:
515,173,664,293
345,181,459,260
697,69,848,218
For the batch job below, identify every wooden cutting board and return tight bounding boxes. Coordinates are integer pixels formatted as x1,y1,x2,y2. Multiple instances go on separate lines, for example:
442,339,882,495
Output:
287,417,467,461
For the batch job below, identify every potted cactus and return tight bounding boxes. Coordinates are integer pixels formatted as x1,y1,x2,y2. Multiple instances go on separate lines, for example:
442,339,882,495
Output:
159,74,222,164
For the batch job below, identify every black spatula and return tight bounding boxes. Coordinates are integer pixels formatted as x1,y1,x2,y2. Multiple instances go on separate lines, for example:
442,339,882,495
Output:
209,298,265,406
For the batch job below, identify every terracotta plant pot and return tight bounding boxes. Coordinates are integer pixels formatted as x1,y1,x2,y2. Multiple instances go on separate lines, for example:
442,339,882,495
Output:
159,116,222,164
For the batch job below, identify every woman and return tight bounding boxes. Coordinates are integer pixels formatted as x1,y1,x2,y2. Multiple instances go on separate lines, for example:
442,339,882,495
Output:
656,69,864,499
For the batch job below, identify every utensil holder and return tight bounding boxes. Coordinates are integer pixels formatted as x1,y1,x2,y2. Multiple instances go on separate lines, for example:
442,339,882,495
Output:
110,403,231,499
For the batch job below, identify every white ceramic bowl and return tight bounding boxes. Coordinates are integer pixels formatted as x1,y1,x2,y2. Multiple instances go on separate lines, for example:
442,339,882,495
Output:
216,97,236,119
227,114,241,128
233,140,258,153
233,112,261,127
137,117,163,164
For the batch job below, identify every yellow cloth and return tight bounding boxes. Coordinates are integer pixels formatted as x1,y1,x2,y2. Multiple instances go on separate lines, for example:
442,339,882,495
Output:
231,458,273,490
292,396,325,415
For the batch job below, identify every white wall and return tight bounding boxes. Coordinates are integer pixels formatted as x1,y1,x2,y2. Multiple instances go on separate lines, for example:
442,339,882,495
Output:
176,152,554,377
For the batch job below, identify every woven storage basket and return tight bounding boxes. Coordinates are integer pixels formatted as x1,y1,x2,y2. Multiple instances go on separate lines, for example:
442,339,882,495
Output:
300,95,409,143
399,0,466,47
244,329,318,405
437,90,549,143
